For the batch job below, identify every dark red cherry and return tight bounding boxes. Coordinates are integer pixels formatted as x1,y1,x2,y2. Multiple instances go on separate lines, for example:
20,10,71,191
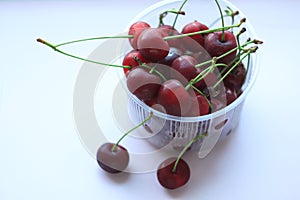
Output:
171,55,198,83
157,79,192,116
204,31,237,64
181,21,208,48
189,92,210,116
159,47,183,66
128,21,151,50
223,62,246,91
157,157,190,190
218,86,238,105
122,50,148,75
96,143,129,174
126,67,161,101
137,28,170,62
158,25,183,49
193,68,218,91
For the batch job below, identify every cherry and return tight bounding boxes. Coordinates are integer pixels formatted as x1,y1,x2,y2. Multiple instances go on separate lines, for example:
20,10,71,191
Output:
193,68,218,91
96,143,129,173
126,67,162,101
181,21,208,49
137,28,170,62
157,157,190,190
223,62,246,91
204,31,237,64
218,86,238,105
157,79,192,116
158,25,183,49
158,47,183,66
171,55,198,83
189,92,210,116
128,21,151,50
122,50,148,75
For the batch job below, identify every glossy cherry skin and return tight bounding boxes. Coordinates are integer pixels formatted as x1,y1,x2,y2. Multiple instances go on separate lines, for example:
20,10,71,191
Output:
181,21,208,48
128,21,151,50
218,86,238,105
157,79,192,116
157,157,190,190
188,92,210,116
126,67,161,101
171,55,198,83
96,143,129,174
193,68,218,91
122,50,148,75
159,47,183,66
137,28,170,62
223,62,246,92
204,31,237,64
158,25,183,49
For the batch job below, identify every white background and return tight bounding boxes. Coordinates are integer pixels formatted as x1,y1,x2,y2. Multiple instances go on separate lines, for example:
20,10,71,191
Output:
1,0,300,199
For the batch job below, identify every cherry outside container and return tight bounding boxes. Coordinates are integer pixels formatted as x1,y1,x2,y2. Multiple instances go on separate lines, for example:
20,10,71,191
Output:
123,0,260,159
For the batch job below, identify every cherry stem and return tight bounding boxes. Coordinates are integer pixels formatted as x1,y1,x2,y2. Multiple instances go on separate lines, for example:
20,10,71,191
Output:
172,132,206,173
112,112,153,152
195,38,255,68
37,38,131,69
190,85,212,109
55,35,133,48
164,18,245,41
159,9,185,27
209,7,239,28
171,0,188,30
214,0,225,42
213,48,254,88
140,64,167,82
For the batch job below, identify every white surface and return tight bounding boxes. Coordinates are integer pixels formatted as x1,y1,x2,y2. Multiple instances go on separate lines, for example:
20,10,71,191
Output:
1,0,300,199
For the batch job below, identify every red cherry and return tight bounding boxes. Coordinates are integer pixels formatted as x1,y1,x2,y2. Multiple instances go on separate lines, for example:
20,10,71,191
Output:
218,86,238,105
157,79,192,116
122,50,148,75
171,55,198,83
126,67,161,101
181,21,208,48
223,62,246,91
193,68,218,91
96,143,129,174
204,31,237,64
158,47,183,66
137,28,170,62
158,25,183,49
189,92,210,116
128,21,151,50
157,157,190,190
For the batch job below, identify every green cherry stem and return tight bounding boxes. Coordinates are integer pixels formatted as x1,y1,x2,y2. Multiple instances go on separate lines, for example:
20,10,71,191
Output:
164,18,246,41
37,38,131,69
159,9,185,27
171,0,188,30
213,47,257,89
172,132,207,173
111,112,153,152
214,0,225,42
55,35,133,48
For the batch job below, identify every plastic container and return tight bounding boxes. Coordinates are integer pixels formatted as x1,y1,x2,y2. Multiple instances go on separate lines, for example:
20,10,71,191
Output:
123,0,260,158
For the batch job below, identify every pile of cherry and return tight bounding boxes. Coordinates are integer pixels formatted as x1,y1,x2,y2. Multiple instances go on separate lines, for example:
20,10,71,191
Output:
37,0,263,191
123,18,254,117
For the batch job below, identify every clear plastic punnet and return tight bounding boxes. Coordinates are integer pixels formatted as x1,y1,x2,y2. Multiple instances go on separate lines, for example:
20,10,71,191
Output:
122,0,260,159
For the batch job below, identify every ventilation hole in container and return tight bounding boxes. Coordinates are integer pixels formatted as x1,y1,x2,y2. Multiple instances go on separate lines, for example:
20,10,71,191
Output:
143,124,153,134
215,119,228,130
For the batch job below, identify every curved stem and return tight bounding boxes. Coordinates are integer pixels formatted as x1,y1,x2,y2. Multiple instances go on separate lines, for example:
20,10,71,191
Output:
37,38,131,68
172,0,188,30
112,112,153,152
214,0,225,42
172,132,206,173
164,19,245,41
56,35,133,48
